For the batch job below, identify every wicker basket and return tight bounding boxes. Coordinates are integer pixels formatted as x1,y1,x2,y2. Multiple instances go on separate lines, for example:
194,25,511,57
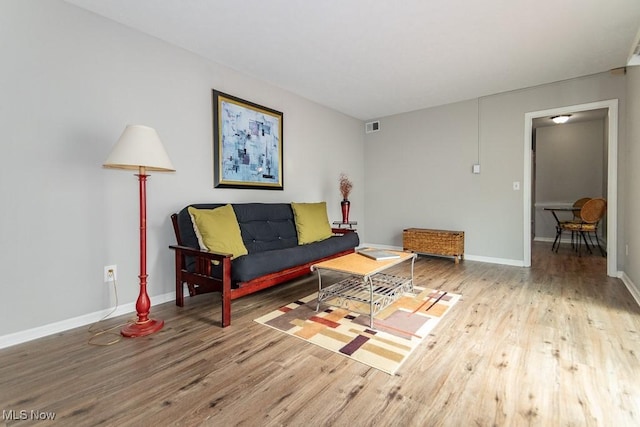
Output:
403,228,464,264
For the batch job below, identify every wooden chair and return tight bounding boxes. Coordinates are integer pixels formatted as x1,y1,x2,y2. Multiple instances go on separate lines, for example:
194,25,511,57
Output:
565,197,591,248
555,198,607,256
551,197,591,251
571,197,591,219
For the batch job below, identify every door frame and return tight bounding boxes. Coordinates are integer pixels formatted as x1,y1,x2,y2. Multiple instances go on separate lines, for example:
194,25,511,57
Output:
523,99,618,277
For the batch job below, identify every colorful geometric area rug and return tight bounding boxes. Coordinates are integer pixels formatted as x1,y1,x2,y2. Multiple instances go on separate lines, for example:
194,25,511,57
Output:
254,286,460,375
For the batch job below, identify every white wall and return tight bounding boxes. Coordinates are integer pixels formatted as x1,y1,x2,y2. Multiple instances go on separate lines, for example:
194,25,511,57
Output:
2,0,637,344
365,73,627,265
363,99,481,250
624,67,640,292
0,0,364,338
534,120,605,240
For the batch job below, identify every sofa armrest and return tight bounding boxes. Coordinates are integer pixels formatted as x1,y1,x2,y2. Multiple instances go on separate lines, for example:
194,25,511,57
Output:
169,244,233,323
169,244,232,287
169,244,232,261
169,245,233,276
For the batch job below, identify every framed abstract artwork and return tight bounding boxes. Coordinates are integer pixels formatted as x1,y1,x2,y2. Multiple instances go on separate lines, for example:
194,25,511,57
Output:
212,90,283,190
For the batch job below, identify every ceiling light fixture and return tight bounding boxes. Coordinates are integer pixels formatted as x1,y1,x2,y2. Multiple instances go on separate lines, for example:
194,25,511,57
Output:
551,115,571,124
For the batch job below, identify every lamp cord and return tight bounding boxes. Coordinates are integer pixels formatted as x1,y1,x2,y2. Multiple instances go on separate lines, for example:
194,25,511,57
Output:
87,276,133,346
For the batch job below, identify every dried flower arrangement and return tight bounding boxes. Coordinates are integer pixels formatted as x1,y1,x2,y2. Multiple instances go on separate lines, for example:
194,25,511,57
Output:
339,173,353,200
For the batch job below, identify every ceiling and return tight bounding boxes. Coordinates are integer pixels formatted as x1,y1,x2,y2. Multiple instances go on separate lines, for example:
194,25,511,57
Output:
64,0,640,121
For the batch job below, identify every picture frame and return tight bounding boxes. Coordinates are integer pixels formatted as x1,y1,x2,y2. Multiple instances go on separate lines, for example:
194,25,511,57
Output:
212,90,283,190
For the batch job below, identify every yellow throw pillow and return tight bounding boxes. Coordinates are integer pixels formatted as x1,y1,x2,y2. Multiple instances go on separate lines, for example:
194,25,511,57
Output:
187,205,248,259
291,202,332,245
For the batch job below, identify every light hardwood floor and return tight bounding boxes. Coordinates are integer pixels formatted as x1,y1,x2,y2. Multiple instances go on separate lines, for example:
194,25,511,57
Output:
1,242,639,426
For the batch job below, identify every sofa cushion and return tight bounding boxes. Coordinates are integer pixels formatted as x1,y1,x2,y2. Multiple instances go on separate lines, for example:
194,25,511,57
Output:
177,203,224,250
291,202,332,244
232,203,298,252
187,205,248,259
231,231,360,283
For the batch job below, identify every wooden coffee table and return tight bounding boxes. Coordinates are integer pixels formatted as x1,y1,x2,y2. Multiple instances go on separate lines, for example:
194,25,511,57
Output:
311,250,416,328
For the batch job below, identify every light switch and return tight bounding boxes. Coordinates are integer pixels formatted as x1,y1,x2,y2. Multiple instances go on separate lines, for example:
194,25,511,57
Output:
513,181,520,190
472,164,481,174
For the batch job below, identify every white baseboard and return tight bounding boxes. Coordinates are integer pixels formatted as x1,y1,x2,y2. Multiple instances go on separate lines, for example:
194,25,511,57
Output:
359,243,525,267
0,292,176,350
619,272,640,307
534,237,556,243
462,254,525,266
534,236,608,245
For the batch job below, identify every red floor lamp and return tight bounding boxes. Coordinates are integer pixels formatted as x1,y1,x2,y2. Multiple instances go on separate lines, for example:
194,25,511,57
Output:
103,125,175,337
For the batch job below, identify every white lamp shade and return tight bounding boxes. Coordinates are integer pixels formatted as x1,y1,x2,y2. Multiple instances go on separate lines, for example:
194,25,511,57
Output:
103,125,175,171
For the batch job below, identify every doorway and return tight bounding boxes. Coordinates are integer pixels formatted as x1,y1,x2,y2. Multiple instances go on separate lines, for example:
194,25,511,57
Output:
523,100,618,277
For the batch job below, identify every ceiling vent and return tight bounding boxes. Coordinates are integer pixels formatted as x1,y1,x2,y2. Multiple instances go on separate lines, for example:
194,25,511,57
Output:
365,121,380,133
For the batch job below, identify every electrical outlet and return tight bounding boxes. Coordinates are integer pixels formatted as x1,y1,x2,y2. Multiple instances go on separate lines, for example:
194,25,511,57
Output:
104,265,117,282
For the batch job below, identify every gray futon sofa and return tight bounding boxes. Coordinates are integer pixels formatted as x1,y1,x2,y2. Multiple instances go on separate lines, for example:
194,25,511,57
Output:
170,203,359,327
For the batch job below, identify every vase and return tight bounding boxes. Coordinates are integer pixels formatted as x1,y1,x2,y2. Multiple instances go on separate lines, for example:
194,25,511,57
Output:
341,199,350,223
